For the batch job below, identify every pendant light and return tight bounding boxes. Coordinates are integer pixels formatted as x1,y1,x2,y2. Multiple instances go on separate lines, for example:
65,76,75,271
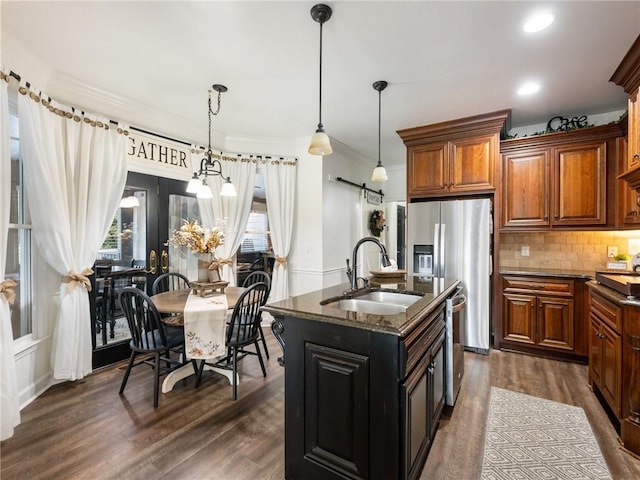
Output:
308,4,333,156
371,80,388,182
186,84,237,197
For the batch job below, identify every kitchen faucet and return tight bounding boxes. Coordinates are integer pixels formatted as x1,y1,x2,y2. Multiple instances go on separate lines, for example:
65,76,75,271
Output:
346,236,392,291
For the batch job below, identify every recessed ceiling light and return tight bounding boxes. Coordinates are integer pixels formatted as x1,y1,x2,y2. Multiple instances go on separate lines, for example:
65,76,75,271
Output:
523,12,554,33
517,82,540,95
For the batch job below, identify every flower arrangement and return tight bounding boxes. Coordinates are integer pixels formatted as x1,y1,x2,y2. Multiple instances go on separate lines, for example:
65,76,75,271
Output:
369,209,386,237
167,219,224,255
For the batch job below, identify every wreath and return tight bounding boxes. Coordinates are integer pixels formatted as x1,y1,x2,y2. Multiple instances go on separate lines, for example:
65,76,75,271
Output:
369,209,386,237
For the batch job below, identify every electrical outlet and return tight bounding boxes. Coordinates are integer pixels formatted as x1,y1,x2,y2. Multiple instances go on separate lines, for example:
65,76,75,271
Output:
521,246,530,257
607,246,618,258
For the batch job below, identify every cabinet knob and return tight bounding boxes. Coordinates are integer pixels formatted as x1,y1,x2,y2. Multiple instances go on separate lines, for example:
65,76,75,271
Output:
544,215,549,221
634,153,640,160
554,214,559,220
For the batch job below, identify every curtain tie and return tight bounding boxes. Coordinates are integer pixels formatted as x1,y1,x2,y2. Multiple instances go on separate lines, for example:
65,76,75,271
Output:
214,258,233,268
62,268,94,293
0,279,18,305
275,256,288,266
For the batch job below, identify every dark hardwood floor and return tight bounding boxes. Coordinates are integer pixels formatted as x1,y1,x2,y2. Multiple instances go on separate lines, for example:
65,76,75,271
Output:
2,337,639,480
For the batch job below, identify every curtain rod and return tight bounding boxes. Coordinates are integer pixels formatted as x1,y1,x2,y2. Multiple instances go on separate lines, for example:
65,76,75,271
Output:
335,177,384,197
4,68,297,161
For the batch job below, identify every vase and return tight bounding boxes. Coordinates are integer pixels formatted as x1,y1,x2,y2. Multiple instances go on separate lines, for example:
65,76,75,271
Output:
197,256,220,283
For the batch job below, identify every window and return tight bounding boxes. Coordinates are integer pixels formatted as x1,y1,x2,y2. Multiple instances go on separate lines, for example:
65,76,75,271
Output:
240,210,270,253
7,99,33,340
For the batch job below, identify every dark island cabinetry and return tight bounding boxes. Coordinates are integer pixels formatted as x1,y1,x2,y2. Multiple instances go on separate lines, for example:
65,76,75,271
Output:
263,278,458,480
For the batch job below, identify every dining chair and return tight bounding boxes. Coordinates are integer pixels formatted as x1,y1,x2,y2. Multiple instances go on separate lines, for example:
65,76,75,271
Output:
130,259,147,291
195,282,269,400
151,272,191,295
118,287,195,408
151,272,191,328
242,271,271,359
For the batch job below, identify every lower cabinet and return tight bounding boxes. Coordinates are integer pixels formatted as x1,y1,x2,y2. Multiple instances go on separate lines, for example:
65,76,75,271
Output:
401,329,445,480
588,291,622,417
501,275,587,358
280,302,447,480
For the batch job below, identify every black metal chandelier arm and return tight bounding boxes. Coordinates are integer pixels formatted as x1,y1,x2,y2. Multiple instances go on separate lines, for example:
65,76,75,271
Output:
198,156,224,177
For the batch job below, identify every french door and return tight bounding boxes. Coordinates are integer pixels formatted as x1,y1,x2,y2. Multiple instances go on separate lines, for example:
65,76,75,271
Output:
91,172,198,369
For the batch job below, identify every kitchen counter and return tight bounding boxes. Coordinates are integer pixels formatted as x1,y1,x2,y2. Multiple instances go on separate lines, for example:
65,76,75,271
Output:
262,276,459,336
588,279,640,307
499,267,594,279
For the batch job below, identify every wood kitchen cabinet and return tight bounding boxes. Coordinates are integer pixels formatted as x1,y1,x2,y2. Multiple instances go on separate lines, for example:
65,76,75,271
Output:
587,282,640,457
588,290,623,418
501,275,588,360
407,135,495,196
398,110,511,200
611,34,640,188
500,123,624,230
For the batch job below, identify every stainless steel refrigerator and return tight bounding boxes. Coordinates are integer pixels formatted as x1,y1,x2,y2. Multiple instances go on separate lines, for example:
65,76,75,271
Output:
407,198,492,354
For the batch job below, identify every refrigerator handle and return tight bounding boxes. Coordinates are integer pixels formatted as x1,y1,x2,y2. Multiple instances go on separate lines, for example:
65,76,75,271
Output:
440,222,446,277
434,223,440,277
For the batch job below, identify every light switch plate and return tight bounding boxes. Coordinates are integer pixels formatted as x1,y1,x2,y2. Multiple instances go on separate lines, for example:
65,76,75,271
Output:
521,246,530,257
607,246,618,258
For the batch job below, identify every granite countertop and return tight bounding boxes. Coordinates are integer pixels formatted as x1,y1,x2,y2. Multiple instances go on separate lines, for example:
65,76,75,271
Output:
587,279,640,308
262,276,460,336
500,267,594,279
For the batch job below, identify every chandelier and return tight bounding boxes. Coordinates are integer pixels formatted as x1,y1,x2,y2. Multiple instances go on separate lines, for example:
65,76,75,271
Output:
186,84,237,198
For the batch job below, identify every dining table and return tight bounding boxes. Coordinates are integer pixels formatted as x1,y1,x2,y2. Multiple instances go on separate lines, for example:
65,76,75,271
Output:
150,286,246,393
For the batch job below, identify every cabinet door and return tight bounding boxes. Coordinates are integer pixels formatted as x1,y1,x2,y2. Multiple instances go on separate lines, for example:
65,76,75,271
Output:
503,293,536,345
619,136,640,225
402,356,430,480
589,316,602,387
629,89,640,171
538,296,574,351
449,135,495,192
553,142,606,226
502,149,549,228
601,322,622,417
428,333,446,440
407,143,448,196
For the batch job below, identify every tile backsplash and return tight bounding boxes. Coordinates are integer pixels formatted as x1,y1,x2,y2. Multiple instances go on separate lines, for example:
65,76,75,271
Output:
500,231,640,272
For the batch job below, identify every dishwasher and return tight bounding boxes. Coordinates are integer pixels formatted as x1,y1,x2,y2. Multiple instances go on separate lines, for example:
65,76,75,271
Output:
445,286,466,406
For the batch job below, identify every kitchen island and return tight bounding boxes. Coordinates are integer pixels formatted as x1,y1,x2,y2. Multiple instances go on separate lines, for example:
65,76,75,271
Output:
263,276,460,480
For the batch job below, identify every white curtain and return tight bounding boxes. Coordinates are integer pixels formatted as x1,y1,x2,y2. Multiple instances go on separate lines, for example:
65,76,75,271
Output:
1,75,21,440
18,89,127,380
198,155,256,286
264,158,296,302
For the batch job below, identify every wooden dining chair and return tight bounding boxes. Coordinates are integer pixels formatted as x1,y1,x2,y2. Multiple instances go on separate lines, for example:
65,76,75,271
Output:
118,287,195,407
151,272,191,295
242,271,271,359
195,282,269,400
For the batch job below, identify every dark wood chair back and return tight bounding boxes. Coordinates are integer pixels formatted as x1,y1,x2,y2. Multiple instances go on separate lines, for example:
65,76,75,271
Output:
151,272,190,295
227,282,269,347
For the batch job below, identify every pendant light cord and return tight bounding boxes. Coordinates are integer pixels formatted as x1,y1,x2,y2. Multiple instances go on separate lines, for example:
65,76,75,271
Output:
378,89,381,166
318,21,323,127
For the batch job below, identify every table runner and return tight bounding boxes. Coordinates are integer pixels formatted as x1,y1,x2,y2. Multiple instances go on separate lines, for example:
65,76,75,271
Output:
183,293,228,360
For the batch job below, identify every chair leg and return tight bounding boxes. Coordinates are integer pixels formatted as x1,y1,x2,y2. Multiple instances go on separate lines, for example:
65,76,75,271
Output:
255,341,267,377
119,351,136,394
258,324,270,359
232,347,238,401
153,353,161,408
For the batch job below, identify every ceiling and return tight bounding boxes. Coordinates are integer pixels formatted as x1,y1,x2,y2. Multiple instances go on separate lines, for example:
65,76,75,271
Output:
2,1,639,168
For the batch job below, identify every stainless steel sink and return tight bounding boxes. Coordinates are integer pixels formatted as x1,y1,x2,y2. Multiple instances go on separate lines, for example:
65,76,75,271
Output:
356,291,422,306
321,289,422,315
329,299,407,315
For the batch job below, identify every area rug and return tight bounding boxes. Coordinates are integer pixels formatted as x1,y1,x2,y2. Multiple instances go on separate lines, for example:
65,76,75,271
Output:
481,387,611,480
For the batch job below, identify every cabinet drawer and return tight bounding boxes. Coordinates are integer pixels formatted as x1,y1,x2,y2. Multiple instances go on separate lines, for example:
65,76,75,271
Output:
590,291,622,333
402,306,445,378
503,276,574,296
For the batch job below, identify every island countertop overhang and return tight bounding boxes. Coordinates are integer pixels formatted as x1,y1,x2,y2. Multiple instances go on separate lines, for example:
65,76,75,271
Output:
262,276,460,336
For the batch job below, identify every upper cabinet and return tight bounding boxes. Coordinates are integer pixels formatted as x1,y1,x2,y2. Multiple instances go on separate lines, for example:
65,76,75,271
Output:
398,110,511,201
611,34,640,188
500,124,624,231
